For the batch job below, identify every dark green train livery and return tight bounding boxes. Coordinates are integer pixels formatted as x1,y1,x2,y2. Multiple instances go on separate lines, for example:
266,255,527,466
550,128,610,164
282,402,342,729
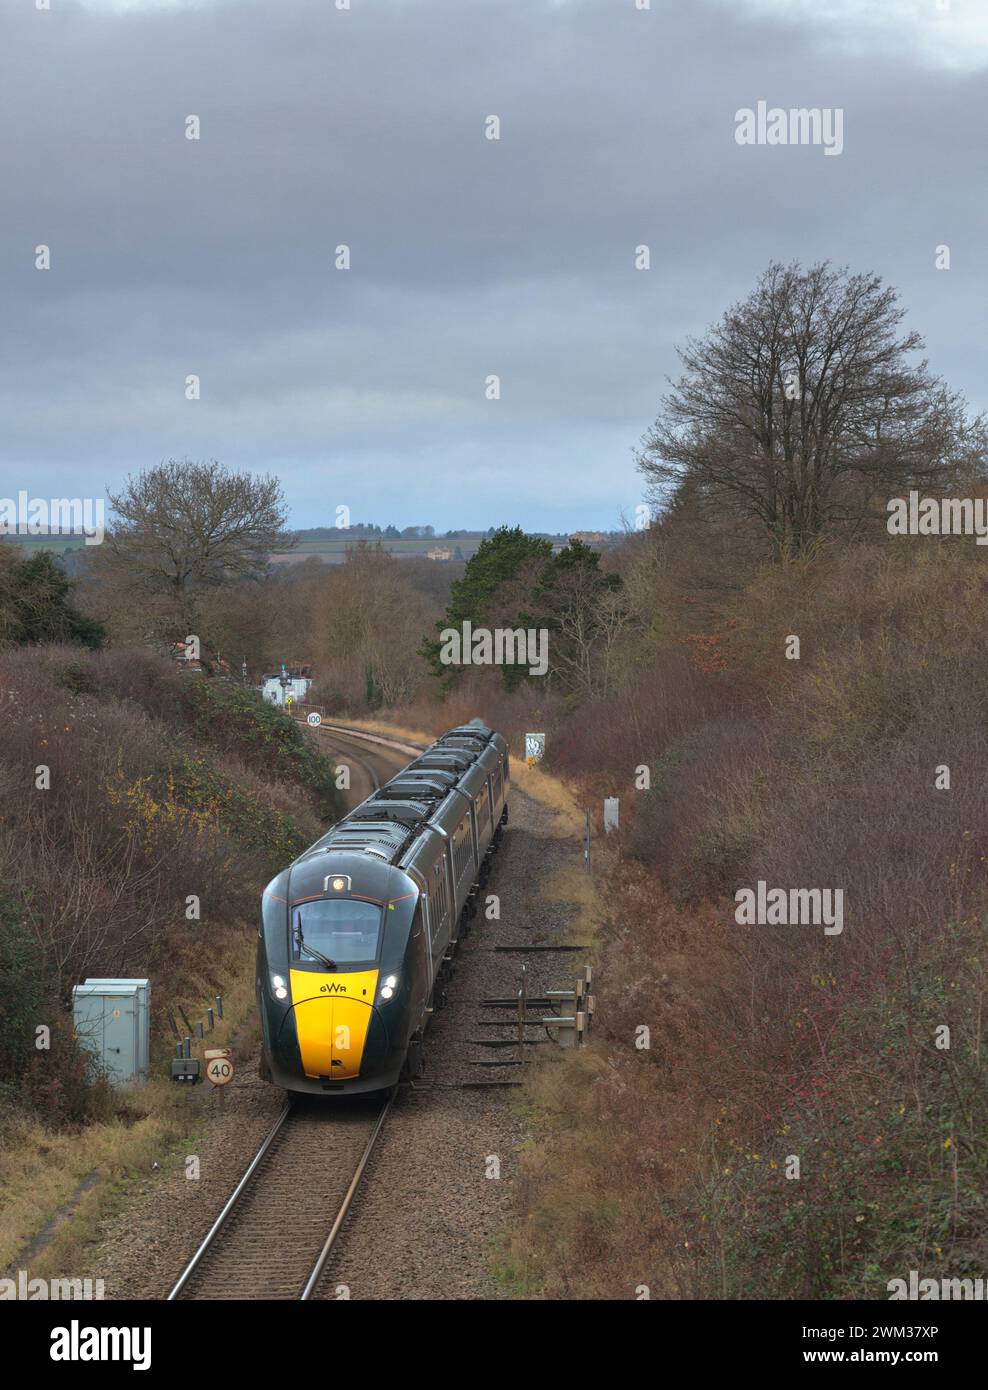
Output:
257,721,509,1094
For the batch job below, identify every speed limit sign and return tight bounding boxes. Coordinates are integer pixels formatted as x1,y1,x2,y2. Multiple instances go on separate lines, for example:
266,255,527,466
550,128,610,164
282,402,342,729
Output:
205,1056,234,1086
307,712,322,726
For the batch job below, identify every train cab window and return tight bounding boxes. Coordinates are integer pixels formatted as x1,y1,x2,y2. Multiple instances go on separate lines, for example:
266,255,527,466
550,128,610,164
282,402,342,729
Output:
291,899,382,966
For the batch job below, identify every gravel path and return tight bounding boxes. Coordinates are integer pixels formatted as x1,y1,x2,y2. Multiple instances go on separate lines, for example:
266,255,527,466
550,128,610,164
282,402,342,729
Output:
83,772,582,1300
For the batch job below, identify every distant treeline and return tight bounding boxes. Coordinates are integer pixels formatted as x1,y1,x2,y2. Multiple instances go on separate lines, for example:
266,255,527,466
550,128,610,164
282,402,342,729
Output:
290,524,595,542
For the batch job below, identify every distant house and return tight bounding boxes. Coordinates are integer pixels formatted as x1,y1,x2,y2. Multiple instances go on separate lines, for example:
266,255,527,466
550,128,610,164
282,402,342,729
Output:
260,673,312,707
427,547,453,561
169,640,232,677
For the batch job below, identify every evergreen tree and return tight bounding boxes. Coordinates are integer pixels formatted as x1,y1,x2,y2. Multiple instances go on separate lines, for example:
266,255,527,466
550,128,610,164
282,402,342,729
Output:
0,550,106,650
421,526,552,685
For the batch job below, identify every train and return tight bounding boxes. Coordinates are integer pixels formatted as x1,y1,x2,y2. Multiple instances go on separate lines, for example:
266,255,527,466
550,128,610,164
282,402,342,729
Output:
257,720,509,1094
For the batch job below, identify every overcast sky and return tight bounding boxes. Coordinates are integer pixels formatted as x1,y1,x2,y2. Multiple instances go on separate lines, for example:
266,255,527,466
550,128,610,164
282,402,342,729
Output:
2,0,987,532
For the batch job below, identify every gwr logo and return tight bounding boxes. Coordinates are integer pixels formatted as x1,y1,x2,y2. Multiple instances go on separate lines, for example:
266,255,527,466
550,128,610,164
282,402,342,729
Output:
320,982,347,994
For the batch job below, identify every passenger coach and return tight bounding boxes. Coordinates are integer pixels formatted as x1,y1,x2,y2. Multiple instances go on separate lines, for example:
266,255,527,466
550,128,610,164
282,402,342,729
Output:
257,721,509,1094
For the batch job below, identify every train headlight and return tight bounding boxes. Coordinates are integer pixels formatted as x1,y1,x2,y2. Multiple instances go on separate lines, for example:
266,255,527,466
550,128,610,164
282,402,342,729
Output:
379,974,398,1001
271,973,288,1001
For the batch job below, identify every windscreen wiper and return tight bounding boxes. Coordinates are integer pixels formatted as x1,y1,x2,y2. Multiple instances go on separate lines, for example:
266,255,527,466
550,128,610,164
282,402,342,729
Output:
294,919,337,971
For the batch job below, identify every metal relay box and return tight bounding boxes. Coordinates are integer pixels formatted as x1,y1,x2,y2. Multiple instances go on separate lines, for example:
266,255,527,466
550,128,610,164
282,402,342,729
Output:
71,978,151,1085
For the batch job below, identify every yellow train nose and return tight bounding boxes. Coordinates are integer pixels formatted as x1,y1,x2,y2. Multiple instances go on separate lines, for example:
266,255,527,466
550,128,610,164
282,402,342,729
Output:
289,970,378,1080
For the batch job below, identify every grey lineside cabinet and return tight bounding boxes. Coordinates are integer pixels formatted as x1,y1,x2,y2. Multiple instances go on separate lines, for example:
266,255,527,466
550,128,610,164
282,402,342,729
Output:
71,978,151,1085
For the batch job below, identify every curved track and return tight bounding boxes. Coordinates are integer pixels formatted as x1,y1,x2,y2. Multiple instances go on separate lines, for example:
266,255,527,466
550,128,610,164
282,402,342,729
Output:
307,723,416,806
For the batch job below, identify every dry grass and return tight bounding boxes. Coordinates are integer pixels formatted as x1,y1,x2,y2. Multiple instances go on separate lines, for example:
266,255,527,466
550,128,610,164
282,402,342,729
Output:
538,862,600,941
325,713,437,747
0,1080,189,1278
0,930,260,1279
514,765,586,839
500,839,723,1299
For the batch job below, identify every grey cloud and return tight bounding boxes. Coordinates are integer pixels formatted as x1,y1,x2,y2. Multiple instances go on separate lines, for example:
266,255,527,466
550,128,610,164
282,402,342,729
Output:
2,0,985,530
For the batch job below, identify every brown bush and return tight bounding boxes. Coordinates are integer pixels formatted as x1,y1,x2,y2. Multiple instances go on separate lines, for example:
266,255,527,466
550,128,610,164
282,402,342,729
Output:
505,536,988,1297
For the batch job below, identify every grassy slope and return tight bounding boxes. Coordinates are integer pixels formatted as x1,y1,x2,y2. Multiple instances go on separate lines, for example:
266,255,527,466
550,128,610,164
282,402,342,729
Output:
0,645,342,1271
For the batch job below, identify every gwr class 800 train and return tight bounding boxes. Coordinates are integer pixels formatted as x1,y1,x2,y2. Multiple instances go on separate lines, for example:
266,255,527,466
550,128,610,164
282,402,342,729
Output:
257,721,509,1095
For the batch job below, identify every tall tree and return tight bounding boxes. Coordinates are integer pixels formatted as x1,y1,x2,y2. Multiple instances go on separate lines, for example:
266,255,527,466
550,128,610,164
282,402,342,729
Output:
98,459,290,636
637,262,987,558
312,544,437,707
422,526,553,685
536,539,625,700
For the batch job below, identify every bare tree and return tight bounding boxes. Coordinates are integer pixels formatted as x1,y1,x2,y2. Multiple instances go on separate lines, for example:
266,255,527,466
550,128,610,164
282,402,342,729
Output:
311,544,438,708
544,568,635,702
100,459,291,634
637,262,987,558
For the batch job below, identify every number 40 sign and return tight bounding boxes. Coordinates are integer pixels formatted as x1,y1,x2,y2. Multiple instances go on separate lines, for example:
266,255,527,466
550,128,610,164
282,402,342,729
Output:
204,1050,234,1086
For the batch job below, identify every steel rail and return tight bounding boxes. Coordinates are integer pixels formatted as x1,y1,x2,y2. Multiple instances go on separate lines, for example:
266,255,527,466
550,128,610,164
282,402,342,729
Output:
299,1088,396,1300
166,1101,292,1300
312,726,382,790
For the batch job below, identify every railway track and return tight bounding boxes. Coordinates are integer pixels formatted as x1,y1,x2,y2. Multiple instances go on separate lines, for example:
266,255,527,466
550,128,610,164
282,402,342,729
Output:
305,722,420,804
167,724,430,1301
168,1091,396,1301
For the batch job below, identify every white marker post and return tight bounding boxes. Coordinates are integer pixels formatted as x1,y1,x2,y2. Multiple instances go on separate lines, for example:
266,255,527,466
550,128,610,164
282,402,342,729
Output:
524,732,545,767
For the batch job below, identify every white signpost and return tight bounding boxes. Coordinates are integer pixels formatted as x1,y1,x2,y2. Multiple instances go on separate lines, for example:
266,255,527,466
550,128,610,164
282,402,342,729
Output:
603,798,620,833
525,732,545,765
307,712,322,726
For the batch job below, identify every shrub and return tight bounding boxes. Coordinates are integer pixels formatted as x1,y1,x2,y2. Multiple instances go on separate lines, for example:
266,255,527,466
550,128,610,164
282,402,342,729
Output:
507,537,988,1298
177,678,343,819
0,644,338,1130
0,899,46,1095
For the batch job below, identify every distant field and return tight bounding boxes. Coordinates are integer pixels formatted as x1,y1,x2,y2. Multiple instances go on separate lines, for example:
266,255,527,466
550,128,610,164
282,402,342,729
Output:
0,535,92,553
1,534,477,561
4,534,591,563
273,537,481,564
